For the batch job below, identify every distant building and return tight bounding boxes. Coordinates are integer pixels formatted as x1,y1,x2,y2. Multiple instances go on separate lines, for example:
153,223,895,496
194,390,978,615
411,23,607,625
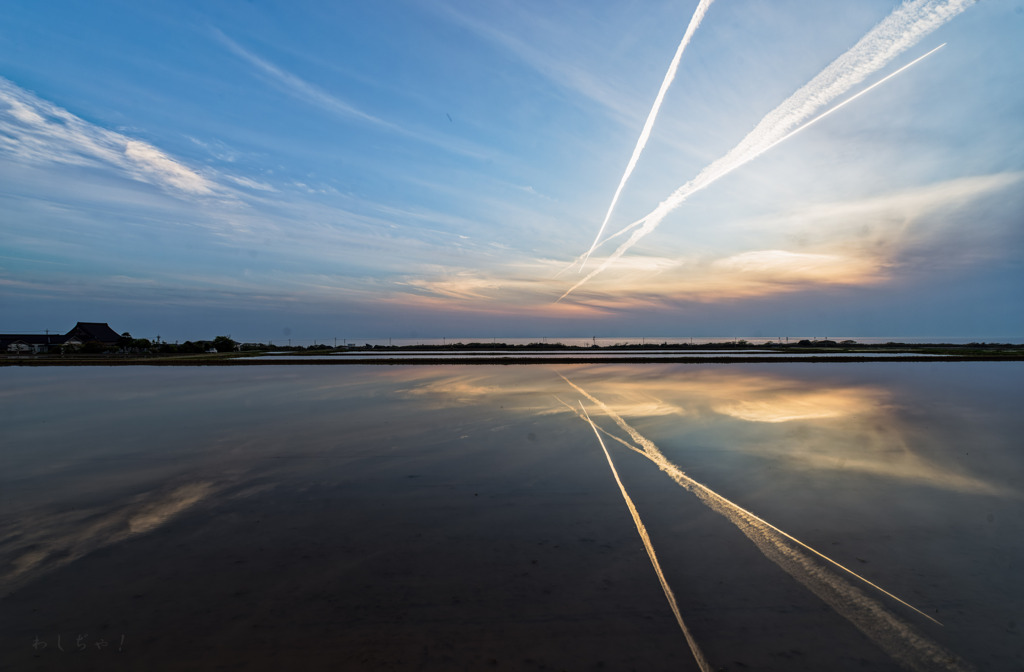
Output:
1,322,123,354
0,334,67,354
64,322,122,347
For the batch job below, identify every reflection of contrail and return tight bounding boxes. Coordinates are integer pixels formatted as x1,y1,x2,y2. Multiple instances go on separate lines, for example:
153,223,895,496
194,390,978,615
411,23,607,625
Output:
580,0,716,272
578,402,713,672
558,389,934,621
559,376,973,672
561,0,974,300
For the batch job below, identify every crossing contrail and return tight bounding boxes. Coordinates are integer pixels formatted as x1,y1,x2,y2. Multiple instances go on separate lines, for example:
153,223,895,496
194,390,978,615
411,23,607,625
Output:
567,42,945,279
561,0,975,301
579,0,716,273
559,376,974,671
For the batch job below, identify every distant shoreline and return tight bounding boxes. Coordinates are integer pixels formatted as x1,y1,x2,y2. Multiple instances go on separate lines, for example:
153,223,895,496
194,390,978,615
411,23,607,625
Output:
5,354,1024,366
5,340,1023,366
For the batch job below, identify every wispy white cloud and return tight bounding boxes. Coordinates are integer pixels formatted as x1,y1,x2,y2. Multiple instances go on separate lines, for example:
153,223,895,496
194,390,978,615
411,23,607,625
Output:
211,28,393,129
124,140,213,194
6,97,45,125
437,4,640,122
742,171,1023,262
211,28,494,161
766,172,1022,231
712,250,876,281
225,174,277,192
0,77,217,197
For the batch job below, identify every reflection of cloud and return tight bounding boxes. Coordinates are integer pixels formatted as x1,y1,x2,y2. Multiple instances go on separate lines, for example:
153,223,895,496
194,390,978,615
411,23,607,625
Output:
766,412,1010,496
562,376,969,671
795,449,1002,496
556,366,1009,497
401,377,506,403
540,399,687,419
396,369,688,419
127,482,214,534
0,481,216,592
713,388,881,423
553,369,888,424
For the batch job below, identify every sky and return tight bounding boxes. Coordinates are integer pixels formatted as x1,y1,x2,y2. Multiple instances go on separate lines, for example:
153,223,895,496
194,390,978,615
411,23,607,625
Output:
1,0,1022,343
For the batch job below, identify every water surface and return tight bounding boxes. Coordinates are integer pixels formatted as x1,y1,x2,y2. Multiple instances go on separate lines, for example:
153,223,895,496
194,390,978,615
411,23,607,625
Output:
2,363,1021,670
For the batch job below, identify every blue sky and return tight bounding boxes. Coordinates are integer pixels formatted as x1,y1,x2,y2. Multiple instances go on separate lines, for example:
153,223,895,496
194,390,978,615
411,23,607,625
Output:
1,0,1021,342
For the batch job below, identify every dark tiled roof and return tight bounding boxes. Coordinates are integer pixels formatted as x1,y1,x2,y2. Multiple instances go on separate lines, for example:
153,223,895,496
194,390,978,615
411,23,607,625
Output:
0,334,66,346
1,322,124,348
66,322,122,343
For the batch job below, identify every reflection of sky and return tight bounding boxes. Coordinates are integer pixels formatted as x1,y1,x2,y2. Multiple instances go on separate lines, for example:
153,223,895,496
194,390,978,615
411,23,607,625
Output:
2,363,1020,595
555,364,1022,497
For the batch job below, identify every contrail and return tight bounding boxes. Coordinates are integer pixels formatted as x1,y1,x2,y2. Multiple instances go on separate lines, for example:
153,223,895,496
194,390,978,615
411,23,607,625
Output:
579,0,716,273
757,43,947,174
561,0,975,301
559,376,974,671
555,212,647,278
578,402,713,672
570,42,944,275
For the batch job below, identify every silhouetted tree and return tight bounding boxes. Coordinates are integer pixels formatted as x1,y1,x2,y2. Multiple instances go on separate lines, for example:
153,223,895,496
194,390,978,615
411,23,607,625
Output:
212,336,237,353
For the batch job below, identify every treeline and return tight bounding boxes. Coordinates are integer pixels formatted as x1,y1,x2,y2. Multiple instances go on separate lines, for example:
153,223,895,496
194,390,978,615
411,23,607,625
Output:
103,334,239,354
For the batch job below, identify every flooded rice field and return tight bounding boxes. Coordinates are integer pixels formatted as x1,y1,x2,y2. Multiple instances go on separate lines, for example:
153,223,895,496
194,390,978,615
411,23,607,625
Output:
2,363,1021,671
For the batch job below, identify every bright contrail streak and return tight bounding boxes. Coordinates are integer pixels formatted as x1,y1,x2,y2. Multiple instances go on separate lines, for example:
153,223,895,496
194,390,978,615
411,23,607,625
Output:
761,42,947,166
578,402,713,672
561,0,975,301
570,42,944,274
555,212,647,278
559,377,973,672
579,0,716,273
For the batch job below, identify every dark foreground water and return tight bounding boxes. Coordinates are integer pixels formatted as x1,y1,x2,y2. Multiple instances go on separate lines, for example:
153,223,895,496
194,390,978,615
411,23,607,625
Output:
1,363,1021,671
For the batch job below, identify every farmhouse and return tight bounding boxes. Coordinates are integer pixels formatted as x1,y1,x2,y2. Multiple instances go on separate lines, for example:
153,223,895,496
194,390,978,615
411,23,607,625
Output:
0,322,123,354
